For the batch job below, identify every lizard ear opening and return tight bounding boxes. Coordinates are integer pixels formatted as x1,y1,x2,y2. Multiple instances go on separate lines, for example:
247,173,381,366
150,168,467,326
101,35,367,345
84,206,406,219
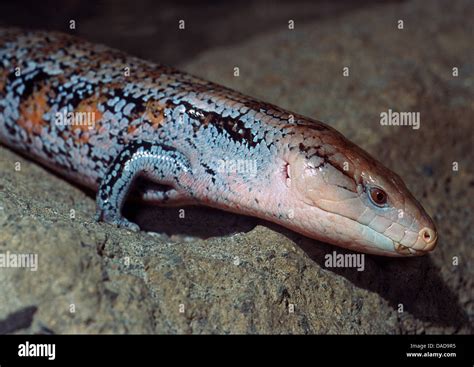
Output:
283,162,291,187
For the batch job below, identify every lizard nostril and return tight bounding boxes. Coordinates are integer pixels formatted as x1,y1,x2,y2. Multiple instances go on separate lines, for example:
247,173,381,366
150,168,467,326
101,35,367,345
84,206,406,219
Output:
423,230,432,241
419,227,437,251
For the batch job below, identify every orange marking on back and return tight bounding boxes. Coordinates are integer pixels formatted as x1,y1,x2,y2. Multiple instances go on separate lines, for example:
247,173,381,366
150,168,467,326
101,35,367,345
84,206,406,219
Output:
0,69,8,94
145,100,166,128
18,86,51,135
72,95,104,132
54,95,105,145
65,95,106,144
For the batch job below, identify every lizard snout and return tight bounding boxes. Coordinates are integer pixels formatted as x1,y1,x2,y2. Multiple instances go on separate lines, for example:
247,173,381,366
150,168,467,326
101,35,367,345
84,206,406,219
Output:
418,227,438,252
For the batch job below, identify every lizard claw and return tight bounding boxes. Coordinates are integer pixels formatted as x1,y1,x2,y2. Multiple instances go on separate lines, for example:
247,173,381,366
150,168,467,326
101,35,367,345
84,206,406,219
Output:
95,209,140,232
113,218,141,232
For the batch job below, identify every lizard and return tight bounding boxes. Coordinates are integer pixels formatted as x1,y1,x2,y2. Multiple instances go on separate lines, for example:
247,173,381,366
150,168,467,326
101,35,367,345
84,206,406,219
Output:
0,28,438,257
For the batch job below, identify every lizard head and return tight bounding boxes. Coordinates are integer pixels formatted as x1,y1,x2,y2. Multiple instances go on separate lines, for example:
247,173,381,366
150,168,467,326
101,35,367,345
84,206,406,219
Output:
284,124,437,257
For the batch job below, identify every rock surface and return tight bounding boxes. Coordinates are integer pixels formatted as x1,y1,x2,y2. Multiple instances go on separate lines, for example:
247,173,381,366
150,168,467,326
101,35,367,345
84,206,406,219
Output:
0,0,472,334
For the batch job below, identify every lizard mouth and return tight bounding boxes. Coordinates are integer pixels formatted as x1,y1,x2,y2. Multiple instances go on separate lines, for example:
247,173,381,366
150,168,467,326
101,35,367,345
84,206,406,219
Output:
393,242,420,255
393,227,438,256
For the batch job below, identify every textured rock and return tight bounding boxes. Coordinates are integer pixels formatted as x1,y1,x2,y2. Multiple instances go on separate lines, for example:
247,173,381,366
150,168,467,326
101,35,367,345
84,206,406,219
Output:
0,0,472,334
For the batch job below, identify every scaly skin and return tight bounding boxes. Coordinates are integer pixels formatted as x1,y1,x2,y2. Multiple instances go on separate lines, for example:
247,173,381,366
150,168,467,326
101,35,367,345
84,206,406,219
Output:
0,28,438,256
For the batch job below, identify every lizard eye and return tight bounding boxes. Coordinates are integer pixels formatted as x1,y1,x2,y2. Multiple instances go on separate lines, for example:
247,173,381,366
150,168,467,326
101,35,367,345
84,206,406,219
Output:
369,187,387,206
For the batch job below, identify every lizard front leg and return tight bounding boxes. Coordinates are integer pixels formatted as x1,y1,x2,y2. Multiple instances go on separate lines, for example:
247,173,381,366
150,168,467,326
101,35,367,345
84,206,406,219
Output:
95,140,192,231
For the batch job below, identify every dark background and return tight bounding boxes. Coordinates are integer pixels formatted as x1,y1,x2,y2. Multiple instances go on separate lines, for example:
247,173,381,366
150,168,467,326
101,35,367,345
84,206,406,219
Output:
0,0,400,65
